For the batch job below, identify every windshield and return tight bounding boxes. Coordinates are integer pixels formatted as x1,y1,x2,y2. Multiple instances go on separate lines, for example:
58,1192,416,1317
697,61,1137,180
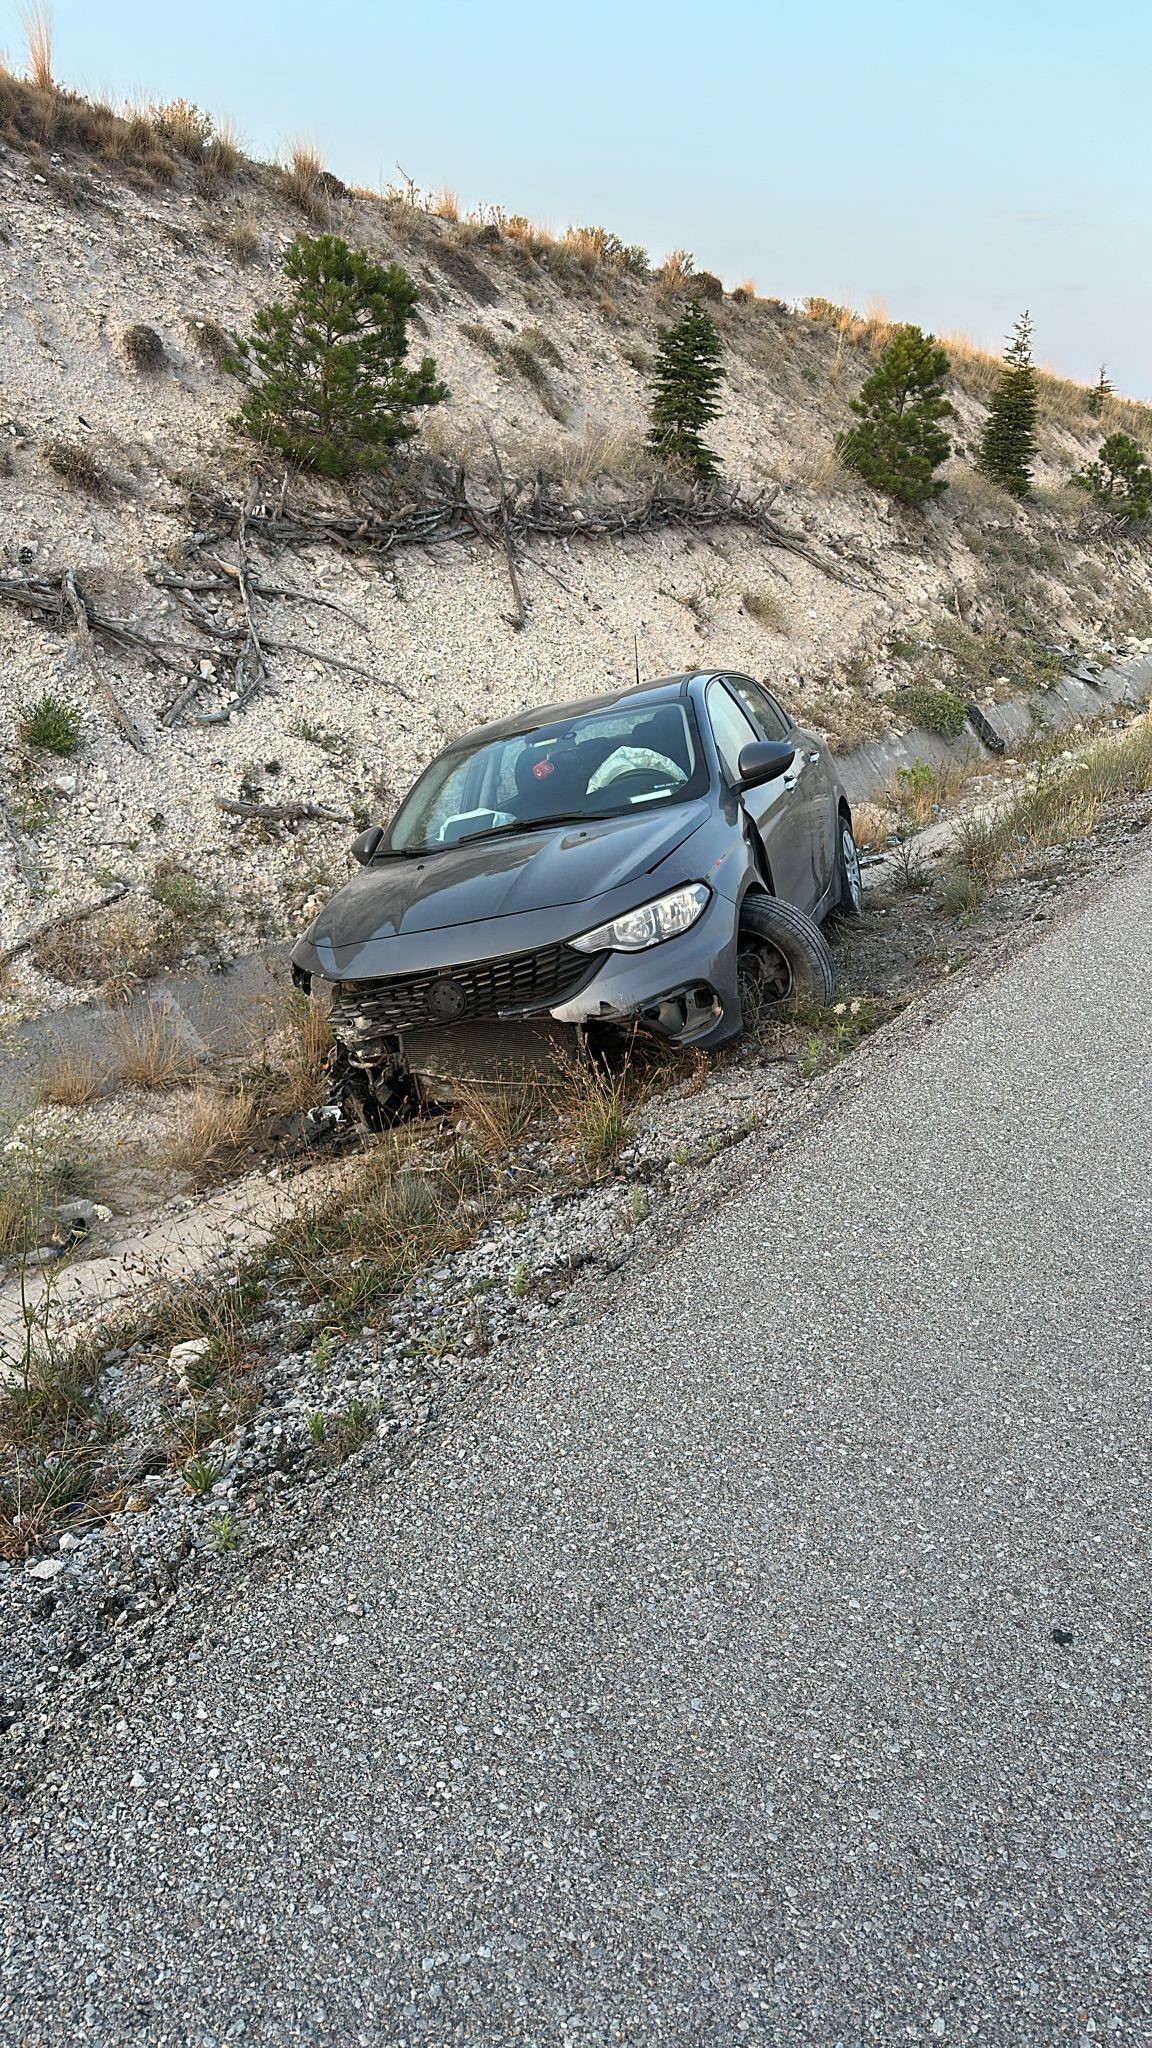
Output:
387,698,706,853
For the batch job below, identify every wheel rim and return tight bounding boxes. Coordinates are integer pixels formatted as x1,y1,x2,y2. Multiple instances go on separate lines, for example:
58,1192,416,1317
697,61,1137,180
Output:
737,935,794,1029
842,824,862,909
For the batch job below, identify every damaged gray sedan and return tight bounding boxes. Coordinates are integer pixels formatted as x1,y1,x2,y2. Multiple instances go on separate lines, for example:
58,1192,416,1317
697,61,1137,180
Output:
291,670,861,1124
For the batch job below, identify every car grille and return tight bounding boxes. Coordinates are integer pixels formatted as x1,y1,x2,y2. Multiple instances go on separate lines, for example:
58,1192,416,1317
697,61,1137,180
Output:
329,941,599,1040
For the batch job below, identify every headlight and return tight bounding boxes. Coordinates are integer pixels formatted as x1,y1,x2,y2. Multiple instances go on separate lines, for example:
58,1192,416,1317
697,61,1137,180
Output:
570,883,711,953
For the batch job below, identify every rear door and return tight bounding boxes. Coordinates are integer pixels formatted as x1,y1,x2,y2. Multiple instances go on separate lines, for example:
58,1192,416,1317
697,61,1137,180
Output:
705,677,813,909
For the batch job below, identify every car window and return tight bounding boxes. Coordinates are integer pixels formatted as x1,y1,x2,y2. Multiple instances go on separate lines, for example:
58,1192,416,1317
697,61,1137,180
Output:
726,675,792,742
706,681,759,783
387,698,707,851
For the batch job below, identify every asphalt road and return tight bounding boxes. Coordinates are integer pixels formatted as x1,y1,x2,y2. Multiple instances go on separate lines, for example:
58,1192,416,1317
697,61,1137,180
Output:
4,847,1151,2047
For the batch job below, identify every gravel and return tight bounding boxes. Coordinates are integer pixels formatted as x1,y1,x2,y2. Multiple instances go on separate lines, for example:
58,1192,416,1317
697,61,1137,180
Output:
2,837,1149,2045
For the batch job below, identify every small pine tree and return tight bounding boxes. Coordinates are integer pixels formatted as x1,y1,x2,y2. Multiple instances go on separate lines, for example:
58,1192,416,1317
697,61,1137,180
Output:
837,325,955,507
647,297,725,481
977,312,1039,498
237,234,446,476
1073,432,1152,521
1086,364,1113,420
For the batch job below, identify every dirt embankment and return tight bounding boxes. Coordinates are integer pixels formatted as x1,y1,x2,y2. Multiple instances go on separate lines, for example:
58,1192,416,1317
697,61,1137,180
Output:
3,84,1152,1027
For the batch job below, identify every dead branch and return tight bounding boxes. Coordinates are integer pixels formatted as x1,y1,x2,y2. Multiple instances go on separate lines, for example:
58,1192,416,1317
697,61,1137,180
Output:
191,475,877,593
0,790,39,884
216,798,352,824
230,490,271,713
483,426,528,630
0,880,129,968
63,569,148,753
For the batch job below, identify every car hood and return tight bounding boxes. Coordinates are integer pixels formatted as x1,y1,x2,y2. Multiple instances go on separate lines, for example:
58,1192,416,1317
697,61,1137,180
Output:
299,803,710,964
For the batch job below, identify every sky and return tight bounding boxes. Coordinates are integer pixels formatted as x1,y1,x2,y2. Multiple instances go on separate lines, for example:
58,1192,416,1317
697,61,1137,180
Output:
10,0,1151,397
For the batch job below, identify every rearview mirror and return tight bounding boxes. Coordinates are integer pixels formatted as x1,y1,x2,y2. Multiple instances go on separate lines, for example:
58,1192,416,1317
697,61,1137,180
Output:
735,740,795,790
350,826,383,865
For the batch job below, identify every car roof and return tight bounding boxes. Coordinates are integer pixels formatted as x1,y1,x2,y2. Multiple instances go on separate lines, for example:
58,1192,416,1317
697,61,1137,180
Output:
443,674,708,753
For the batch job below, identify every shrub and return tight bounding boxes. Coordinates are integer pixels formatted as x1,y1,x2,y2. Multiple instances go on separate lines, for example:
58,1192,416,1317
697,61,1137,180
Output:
150,97,214,158
41,437,108,495
1072,432,1152,521
838,325,954,507
977,312,1039,499
647,298,725,480
693,271,723,302
236,233,446,477
19,693,83,754
897,685,968,739
657,249,695,296
187,316,240,371
122,323,166,373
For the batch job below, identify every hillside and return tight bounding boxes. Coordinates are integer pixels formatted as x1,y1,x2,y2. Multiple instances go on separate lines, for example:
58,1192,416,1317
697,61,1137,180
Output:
2,71,1152,1018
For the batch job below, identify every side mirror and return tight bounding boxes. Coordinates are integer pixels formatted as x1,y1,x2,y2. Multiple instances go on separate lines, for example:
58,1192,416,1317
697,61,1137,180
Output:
350,826,383,866
735,740,795,790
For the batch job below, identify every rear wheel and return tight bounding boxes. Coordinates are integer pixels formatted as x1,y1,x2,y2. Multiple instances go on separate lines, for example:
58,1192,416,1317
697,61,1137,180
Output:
736,893,835,1030
834,811,863,918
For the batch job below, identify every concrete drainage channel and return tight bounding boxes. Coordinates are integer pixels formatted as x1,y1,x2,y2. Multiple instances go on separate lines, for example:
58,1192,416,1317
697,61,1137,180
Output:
2,647,1149,1352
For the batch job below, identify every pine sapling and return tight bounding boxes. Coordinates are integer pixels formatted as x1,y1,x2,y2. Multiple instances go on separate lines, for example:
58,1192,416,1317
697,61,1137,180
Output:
1073,433,1152,521
647,297,725,481
236,234,446,476
977,312,1039,498
838,325,955,507
1086,365,1113,420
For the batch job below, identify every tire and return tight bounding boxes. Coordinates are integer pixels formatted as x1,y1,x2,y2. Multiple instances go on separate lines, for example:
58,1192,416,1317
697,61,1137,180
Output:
834,810,864,918
736,892,835,1027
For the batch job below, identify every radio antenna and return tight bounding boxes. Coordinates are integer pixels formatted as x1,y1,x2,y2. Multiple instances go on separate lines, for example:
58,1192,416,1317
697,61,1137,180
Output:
633,634,641,687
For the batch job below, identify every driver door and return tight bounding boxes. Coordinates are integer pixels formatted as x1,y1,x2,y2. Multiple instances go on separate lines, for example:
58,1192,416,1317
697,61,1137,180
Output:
705,678,813,910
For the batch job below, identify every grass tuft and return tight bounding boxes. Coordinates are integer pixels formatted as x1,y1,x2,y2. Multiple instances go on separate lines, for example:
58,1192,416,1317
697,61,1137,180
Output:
19,692,83,755
37,1051,105,1108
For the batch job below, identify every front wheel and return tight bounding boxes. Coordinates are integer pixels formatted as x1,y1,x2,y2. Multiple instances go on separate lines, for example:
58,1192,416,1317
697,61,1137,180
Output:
736,893,835,1030
834,812,863,918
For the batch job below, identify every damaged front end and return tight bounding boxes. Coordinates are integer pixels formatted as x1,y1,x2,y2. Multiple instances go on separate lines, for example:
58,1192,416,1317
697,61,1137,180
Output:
293,916,736,1127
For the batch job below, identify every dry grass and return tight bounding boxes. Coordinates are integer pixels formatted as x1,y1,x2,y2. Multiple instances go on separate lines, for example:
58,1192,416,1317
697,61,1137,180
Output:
561,1067,636,1175
431,187,459,221
253,990,333,1114
657,249,695,297
37,1051,105,1108
163,1080,259,1182
742,585,789,633
186,314,238,368
32,905,162,995
40,435,110,495
18,3,53,90
506,333,567,420
193,127,242,196
452,1081,542,1156
779,441,851,494
503,424,653,489
948,717,1152,902
797,691,893,752
113,1006,200,1091
211,210,260,263
280,140,329,222
851,802,897,854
